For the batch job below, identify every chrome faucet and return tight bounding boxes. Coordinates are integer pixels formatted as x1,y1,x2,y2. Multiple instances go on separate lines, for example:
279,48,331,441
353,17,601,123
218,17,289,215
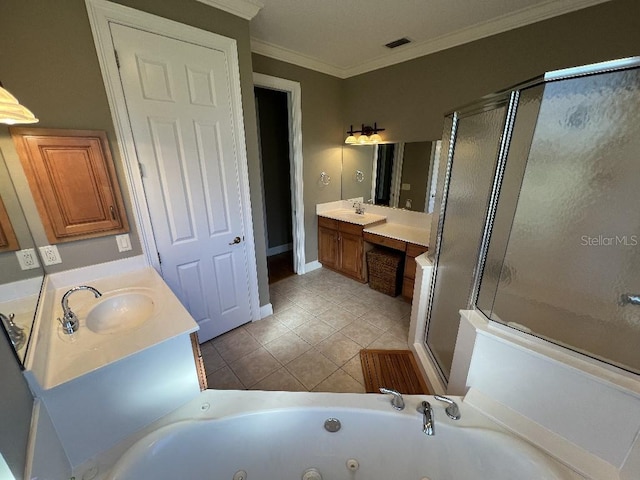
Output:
59,285,102,334
1,312,26,350
418,400,434,435
434,395,461,420
379,387,405,410
352,200,365,215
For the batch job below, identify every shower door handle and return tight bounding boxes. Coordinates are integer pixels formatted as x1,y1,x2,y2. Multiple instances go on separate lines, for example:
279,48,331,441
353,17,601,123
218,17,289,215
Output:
619,293,640,306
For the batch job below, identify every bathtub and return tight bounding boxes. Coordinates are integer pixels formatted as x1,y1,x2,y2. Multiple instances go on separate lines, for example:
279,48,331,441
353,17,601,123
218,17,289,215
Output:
90,390,584,480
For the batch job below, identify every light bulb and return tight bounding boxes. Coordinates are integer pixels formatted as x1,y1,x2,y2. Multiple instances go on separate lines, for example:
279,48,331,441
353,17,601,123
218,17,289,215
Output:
358,134,370,144
345,135,357,144
370,133,382,143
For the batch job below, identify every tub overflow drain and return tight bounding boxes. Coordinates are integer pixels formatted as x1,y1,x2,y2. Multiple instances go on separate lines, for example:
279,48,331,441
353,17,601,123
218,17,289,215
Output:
324,418,341,432
302,468,322,480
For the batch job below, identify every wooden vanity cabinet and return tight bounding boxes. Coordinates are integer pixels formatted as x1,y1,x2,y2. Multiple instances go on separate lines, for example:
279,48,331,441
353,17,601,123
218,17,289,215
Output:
10,128,129,244
402,243,429,300
318,217,366,282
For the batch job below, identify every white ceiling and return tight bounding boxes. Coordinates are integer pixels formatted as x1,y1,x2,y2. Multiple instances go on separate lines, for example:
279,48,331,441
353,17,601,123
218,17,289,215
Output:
201,0,611,79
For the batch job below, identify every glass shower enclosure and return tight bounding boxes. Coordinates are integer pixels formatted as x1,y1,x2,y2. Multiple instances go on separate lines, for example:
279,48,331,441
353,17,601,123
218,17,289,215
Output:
425,57,640,383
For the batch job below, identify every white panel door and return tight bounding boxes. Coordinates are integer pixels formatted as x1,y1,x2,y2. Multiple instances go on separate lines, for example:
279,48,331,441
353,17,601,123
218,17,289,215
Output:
111,23,251,341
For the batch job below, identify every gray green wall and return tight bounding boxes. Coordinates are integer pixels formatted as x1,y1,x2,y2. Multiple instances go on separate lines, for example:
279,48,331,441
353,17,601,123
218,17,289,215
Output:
343,0,640,142
254,0,640,264
0,0,270,304
2,0,640,298
252,54,344,264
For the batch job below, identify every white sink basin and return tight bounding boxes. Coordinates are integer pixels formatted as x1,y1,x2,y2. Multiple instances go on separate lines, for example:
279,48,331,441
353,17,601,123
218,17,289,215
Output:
86,291,155,334
321,209,386,225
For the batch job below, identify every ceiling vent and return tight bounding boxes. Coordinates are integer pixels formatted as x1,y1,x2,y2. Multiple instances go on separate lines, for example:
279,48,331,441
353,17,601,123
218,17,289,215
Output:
385,37,411,49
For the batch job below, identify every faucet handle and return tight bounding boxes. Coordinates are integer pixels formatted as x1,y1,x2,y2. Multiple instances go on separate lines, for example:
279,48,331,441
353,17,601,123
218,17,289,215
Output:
379,387,405,410
433,395,460,420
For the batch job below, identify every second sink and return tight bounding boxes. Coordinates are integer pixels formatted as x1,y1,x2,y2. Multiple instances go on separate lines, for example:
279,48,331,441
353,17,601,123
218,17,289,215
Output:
86,290,155,334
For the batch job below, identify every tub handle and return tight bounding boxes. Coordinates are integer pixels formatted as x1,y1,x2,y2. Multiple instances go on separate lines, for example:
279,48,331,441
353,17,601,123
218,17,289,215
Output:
433,395,461,420
379,387,405,410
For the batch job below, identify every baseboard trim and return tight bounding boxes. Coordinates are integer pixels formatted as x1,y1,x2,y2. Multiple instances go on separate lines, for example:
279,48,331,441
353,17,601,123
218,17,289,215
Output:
267,243,293,257
304,260,322,273
259,303,273,319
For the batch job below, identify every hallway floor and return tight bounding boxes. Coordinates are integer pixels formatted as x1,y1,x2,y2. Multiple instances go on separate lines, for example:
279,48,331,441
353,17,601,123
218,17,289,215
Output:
201,267,412,393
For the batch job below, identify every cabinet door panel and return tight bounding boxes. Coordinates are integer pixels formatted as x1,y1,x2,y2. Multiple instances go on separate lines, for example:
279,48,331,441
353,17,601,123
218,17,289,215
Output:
318,226,338,269
11,128,129,243
340,231,363,280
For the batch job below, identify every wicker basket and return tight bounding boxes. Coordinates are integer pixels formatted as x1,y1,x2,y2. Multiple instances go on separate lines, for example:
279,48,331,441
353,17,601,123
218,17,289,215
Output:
367,248,404,296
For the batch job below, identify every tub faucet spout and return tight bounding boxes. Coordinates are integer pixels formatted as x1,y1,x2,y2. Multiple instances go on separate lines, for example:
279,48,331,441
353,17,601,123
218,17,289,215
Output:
59,285,102,334
379,387,405,410
418,401,434,435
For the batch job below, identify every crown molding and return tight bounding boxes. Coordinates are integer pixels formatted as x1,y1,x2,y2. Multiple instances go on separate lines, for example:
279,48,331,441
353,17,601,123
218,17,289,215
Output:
250,0,611,79
195,0,263,20
251,38,347,78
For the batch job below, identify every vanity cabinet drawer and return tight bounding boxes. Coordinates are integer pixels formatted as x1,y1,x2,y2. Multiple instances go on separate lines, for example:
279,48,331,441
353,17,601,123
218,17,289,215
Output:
318,216,339,230
402,243,428,301
404,255,417,280
363,231,406,251
406,243,428,258
339,221,363,236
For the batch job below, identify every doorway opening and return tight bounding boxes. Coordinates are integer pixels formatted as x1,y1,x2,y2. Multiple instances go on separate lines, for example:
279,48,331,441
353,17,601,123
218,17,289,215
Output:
253,73,306,282
255,87,294,284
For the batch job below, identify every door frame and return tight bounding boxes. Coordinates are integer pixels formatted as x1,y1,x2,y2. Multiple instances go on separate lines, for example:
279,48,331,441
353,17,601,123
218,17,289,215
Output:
252,73,306,274
85,0,261,321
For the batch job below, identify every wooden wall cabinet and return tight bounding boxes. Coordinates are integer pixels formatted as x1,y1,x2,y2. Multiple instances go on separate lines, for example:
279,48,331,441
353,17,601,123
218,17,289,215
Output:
318,216,366,282
0,196,19,252
10,128,129,243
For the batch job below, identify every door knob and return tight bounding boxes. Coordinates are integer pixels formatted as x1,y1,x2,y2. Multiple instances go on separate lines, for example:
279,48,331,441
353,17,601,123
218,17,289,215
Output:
229,236,242,245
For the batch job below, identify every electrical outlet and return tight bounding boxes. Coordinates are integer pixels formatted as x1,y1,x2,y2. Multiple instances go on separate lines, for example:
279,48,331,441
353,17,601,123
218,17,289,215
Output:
39,245,62,266
16,248,41,270
116,233,132,252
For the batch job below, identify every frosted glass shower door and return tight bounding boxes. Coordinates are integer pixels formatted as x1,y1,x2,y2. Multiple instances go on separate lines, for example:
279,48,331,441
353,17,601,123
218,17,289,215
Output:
425,104,508,380
480,67,640,374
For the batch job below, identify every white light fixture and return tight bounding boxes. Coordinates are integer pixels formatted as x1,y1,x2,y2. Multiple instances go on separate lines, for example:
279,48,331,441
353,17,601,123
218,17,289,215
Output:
344,123,385,145
0,84,38,125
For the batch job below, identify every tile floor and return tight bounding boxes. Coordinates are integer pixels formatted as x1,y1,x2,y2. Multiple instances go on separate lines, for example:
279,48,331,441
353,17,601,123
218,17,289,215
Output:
201,267,412,393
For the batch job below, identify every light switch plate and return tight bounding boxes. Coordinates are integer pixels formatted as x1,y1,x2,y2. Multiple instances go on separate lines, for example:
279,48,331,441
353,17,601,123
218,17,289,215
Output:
401,183,411,191
116,233,132,252
39,245,62,266
16,248,41,270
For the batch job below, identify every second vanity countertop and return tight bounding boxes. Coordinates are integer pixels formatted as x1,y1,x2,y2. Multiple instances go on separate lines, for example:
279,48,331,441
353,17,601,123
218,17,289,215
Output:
317,207,430,247
364,222,430,247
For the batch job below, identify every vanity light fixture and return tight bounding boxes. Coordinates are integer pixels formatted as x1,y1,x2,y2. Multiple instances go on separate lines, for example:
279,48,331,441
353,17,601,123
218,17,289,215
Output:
0,83,38,125
345,123,385,145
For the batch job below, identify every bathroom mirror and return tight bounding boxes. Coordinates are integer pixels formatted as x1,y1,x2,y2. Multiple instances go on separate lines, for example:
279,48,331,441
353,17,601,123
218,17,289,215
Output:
0,148,45,366
341,141,440,213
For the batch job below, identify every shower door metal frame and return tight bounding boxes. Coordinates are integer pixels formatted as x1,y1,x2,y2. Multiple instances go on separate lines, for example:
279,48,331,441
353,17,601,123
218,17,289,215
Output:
422,92,519,385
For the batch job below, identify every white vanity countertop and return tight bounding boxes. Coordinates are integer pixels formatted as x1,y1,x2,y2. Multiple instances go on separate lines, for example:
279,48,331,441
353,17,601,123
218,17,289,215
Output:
26,259,198,390
317,208,386,226
364,222,430,247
